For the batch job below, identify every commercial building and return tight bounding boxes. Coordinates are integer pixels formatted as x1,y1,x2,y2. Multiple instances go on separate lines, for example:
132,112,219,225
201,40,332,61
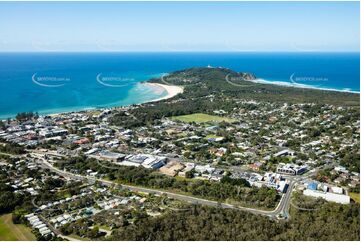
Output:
122,154,167,169
140,155,167,169
263,172,289,193
277,163,307,175
303,189,350,204
88,150,125,162
97,150,126,162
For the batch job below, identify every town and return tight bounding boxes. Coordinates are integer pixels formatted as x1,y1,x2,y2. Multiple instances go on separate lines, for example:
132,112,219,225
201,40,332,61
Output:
0,93,359,240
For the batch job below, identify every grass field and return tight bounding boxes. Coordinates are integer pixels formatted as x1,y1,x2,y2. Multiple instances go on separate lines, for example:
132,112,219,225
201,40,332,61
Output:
0,214,36,241
171,113,236,123
349,192,360,203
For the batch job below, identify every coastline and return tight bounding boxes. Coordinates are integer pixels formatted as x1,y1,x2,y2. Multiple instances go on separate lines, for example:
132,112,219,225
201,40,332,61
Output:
250,78,360,94
40,83,184,118
0,82,184,120
142,82,184,103
0,74,357,120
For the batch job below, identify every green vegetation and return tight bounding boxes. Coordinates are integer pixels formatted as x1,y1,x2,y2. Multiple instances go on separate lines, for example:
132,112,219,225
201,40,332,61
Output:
0,183,28,214
339,144,360,172
205,134,222,139
15,112,38,122
170,113,235,123
0,120,5,130
60,219,104,239
220,175,250,187
0,163,74,241
110,67,359,128
55,157,280,209
108,67,360,171
158,67,359,106
68,234,90,241
350,192,360,203
108,196,360,241
0,143,25,155
0,213,36,241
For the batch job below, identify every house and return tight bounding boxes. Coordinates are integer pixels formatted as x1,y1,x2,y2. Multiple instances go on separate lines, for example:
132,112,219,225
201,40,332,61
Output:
74,138,90,145
334,166,349,173
249,162,262,171
194,164,215,174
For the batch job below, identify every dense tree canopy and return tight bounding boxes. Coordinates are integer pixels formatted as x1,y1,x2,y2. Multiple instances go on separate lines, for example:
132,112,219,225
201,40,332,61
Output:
109,200,360,241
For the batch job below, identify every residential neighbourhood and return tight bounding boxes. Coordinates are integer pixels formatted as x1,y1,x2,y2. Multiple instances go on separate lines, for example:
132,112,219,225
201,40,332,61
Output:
0,97,359,240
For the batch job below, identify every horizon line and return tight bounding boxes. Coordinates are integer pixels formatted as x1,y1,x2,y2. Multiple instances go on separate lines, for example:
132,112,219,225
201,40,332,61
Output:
0,50,360,54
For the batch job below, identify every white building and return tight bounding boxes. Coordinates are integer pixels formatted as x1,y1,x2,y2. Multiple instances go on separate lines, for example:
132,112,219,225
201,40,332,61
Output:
140,155,166,169
334,166,349,173
274,149,295,157
122,154,166,169
303,189,350,204
277,163,307,175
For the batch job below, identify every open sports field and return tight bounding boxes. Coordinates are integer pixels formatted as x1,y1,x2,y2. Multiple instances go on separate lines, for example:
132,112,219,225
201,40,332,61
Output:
170,113,236,123
0,213,36,241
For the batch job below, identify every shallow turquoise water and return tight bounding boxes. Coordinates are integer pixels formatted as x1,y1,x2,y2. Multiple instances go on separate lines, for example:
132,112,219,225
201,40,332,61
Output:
0,52,359,119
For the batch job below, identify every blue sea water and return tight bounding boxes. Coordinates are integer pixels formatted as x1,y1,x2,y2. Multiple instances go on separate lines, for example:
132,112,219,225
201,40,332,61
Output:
0,52,359,119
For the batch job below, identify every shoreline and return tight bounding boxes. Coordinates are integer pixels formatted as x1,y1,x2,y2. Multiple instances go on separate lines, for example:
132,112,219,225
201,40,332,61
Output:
39,83,184,118
250,78,360,94
0,76,357,120
0,82,184,120
142,82,184,103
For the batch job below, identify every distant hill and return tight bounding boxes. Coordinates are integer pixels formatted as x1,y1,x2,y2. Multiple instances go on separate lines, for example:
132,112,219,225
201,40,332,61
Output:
149,67,359,106
111,67,359,128
149,66,256,86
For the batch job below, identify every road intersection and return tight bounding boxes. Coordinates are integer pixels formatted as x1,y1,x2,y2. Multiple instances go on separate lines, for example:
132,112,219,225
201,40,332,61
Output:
32,153,297,220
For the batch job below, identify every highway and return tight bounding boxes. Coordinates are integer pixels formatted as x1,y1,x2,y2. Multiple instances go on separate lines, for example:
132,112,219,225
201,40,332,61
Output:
32,154,295,220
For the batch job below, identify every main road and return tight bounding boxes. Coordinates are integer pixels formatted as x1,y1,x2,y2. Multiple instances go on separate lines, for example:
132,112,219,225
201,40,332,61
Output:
32,154,295,219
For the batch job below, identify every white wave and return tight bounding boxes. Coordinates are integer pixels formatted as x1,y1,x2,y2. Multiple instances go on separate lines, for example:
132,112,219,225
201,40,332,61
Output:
249,78,359,94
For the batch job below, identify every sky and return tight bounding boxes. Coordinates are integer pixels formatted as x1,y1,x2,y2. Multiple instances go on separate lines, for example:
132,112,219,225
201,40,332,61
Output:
0,1,359,52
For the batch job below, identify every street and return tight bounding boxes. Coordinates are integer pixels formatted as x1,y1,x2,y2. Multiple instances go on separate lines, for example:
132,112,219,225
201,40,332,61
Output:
32,154,296,220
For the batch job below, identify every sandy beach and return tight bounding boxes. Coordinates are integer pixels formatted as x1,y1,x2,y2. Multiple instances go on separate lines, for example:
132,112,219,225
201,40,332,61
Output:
0,82,184,120
144,83,184,103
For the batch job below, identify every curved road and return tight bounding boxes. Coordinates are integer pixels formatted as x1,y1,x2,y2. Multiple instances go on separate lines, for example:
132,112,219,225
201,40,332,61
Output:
33,155,295,219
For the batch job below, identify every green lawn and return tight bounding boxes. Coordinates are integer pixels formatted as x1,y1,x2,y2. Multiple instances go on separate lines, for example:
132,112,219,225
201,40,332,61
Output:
171,113,236,123
350,192,360,203
0,214,36,241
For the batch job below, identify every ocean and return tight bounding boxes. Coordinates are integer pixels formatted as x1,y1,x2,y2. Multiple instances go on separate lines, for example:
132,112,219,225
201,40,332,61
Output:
0,52,359,119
